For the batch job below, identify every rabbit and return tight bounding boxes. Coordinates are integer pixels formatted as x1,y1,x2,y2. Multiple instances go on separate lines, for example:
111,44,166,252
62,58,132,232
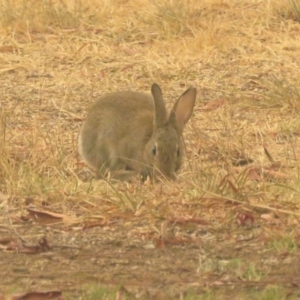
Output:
78,83,196,180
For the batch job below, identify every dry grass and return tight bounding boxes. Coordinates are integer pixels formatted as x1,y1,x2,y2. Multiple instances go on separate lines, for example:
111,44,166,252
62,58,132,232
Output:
1,0,300,298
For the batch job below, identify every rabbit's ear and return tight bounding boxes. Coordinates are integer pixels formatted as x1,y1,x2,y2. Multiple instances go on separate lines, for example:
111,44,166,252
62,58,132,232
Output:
169,87,197,131
151,83,168,127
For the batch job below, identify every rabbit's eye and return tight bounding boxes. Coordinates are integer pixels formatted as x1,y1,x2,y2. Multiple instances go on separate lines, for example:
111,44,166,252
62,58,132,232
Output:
152,146,157,156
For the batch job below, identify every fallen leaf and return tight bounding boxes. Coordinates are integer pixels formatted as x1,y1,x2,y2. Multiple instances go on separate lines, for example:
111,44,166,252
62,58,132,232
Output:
263,169,291,180
0,237,15,245
11,291,63,300
202,98,227,111
83,219,110,229
26,208,76,225
121,64,135,72
241,166,291,181
6,237,51,254
277,250,289,259
27,209,63,225
246,167,262,180
260,213,281,224
236,212,255,226
155,238,165,249
0,46,20,53
6,241,19,251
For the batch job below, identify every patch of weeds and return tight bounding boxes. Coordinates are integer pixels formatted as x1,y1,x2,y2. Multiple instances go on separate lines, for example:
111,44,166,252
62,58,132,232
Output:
243,263,265,281
148,0,199,37
225,258,243,272
226,261,265,282
249,285,287,300
0,0,105,32
258,77,300,110
3,160,58,196
81,285,119,300
275,0,300,22
184,290,213,300
43,0,83,29
270,236,297,253
196,256,221,274
287,0,300,22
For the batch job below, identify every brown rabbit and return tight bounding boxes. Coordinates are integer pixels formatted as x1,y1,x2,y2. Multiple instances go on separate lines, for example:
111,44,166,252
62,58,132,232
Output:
78,83,196,180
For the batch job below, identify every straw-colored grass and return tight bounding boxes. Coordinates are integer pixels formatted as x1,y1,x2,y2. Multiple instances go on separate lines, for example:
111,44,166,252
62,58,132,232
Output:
1,0,300,298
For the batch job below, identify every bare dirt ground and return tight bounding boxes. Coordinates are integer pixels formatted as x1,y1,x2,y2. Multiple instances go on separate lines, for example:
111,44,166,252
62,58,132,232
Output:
1,0,300,299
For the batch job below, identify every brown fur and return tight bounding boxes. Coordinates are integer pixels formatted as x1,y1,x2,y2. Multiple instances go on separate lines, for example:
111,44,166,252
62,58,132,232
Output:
78,83,196,180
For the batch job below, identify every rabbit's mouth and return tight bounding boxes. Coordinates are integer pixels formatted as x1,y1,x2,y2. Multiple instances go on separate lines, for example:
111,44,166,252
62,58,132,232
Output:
150,163,177,181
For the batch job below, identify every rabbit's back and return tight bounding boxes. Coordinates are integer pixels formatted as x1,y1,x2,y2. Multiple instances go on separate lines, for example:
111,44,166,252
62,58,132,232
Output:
79,91,154,172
